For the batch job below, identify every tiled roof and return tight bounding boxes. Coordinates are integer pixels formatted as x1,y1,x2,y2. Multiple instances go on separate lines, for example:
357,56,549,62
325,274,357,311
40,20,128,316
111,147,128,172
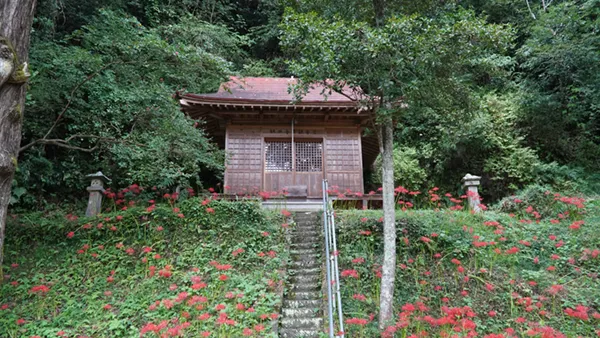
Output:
188,76,357,104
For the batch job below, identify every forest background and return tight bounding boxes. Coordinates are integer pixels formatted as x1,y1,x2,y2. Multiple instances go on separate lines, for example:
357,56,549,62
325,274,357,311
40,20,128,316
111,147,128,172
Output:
13,0,600,209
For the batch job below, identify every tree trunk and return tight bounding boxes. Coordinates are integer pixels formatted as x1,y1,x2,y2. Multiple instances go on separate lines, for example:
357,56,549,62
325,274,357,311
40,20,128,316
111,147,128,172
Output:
378,115,396,329
0,0,37,281
372,0,385,27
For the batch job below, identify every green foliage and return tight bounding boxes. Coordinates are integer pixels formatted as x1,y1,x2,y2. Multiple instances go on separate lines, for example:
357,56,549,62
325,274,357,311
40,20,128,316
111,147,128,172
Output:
1,199,288,337
281,6,515,108
280,6,523,200
373,147,428,191
517,0,600,168
18,10,241,205
17,0,600,209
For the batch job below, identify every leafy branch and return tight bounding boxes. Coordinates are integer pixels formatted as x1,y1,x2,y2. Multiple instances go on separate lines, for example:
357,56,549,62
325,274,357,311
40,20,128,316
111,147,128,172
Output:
19,60,133,153
19,134,143,153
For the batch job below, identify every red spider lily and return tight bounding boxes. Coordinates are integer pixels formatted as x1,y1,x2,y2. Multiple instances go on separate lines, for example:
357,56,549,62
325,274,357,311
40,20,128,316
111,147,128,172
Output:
29,285,50,294
341,269,359,278
158,265,172,278
346,317,369,326
565,305,589,320
215,264,232,271
232,248,245,257
353,294,367,301
569,220,584,230
352,257,365,264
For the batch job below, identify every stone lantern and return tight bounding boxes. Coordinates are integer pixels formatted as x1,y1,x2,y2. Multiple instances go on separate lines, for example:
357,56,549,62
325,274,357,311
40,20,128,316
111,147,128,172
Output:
462,173,482,213
85,171,111,217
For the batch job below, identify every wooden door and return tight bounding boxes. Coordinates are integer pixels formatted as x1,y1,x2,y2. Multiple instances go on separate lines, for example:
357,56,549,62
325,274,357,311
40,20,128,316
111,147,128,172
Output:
263,139,324,198
294,140,323,198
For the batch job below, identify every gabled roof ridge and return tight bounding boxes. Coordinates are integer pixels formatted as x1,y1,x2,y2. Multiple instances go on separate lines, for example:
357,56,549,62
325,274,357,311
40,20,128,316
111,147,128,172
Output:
182,76,358,105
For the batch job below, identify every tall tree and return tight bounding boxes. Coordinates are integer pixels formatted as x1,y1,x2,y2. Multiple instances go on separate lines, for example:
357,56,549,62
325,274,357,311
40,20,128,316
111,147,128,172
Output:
371,0,398,328
0,0,37,280
281,4,513,331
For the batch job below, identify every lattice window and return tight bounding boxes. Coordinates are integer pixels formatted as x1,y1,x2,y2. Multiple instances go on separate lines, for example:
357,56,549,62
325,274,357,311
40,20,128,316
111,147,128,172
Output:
296,141,323,172
265,141,292,172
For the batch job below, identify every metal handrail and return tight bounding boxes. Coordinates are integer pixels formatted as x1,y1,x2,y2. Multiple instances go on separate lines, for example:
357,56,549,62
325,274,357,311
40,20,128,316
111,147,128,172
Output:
322,179,345,338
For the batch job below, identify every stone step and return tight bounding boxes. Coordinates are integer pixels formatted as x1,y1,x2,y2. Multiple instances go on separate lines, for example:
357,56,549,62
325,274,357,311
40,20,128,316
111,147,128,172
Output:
290,274,320,284
290,260,319,269
294,220,318,224
291,252,319,260
282,307,320,318
293,228,319,234
281,317,323,330
291,237,320,244
292,231,318,237
285,291,321,300
289,266,321,275
283,299,321,309
289,283,320,292
292,231,320,238
290,248,318,256
279,328,321,338
290,242,319,250
294,215,319,220
293,220,319,224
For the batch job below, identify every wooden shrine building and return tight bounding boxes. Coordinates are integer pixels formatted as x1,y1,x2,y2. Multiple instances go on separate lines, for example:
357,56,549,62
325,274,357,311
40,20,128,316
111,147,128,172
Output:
179,77,378,199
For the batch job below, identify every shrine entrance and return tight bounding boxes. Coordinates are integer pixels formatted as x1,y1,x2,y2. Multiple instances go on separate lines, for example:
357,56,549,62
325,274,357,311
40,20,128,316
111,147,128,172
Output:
264,139,323,198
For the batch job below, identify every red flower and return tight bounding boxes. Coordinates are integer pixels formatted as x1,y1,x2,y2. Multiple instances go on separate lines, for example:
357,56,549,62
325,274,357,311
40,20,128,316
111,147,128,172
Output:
353,294,367,301
66,231,75,239
352,257,365,264
30,285,50,294
341,269,359,278
345,317,369,326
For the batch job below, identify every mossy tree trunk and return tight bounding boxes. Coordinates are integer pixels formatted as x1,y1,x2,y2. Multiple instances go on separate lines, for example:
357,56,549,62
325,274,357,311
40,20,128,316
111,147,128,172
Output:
0,0,36,281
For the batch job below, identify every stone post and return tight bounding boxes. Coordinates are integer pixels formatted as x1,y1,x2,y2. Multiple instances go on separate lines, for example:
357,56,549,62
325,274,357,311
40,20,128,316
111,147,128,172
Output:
462,173,482,213
85,171,111,217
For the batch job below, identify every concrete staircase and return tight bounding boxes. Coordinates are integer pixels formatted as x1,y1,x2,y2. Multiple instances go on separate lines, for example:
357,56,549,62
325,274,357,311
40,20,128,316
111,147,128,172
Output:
280,212,323,338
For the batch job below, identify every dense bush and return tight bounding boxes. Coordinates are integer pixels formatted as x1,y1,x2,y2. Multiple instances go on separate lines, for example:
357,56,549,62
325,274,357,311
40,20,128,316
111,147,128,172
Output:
1,198,289,337
373,147,428,191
